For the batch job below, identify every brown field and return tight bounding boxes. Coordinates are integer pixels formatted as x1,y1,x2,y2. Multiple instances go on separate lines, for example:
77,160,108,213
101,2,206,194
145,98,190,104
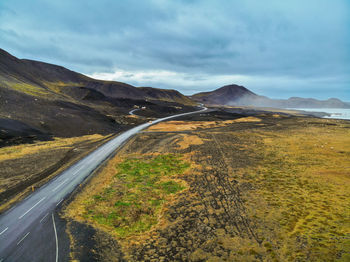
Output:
147,117,261,132
63,113,350,261
0,134,112,213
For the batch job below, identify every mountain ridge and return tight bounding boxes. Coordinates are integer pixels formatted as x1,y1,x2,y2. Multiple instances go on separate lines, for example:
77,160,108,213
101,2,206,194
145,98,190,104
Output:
0,49,197,146
2,48,348,109
0,48,194,105
191,84,350,108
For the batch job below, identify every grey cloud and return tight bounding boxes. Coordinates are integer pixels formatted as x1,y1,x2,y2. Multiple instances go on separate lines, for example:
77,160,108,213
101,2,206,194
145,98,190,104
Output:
0,0,349,99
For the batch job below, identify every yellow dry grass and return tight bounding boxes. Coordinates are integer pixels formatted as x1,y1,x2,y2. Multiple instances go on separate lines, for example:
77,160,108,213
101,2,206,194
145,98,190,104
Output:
272,114,281,118
147,117,261,132
237,123,350,261
126,115,138,119
0,134,104,161
176,134,204,149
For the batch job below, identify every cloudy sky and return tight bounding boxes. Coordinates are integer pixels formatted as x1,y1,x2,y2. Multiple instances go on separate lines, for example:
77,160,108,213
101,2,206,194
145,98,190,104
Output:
1,0,349,100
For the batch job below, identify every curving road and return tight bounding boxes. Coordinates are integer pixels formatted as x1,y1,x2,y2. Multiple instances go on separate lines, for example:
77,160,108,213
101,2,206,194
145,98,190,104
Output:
128,108,139,115
0,106,207,262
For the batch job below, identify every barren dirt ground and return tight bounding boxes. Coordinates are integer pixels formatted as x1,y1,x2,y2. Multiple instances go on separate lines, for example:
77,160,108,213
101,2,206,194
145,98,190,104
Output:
64,110,350,261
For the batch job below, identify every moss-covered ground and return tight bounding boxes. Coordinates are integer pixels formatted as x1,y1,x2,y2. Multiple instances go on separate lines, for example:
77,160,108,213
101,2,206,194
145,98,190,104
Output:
78,154,189,238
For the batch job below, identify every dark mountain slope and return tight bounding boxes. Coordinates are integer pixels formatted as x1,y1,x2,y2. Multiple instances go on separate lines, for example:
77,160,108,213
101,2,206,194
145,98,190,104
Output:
0,49,196,145
138,87,194,105
0,48,194,105
0,48,142,101
191,84,350,108
0,87,119,138
0,49,87,83
191,84,258,105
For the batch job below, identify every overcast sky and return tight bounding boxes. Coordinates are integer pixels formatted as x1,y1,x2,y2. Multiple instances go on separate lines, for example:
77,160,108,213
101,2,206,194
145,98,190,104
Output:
1,0,349,100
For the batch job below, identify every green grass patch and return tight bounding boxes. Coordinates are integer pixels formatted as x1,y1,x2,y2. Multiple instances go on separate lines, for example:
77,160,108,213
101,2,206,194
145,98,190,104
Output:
160,181,185,194
82,154,189,237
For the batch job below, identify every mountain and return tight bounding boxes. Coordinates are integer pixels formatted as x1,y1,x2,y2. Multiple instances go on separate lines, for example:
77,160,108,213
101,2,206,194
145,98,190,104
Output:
0,49,196,146
138,87,194,105
191,84,350,109
0,49,194,104
274,97,350,109
190,84,258,105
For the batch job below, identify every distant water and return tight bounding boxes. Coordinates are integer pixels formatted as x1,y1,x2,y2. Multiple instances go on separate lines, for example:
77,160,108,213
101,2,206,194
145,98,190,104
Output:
290,108,350,120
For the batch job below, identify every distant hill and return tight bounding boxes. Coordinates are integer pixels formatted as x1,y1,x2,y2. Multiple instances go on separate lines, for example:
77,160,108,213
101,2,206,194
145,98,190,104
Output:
268,97,350,109
0,49,196,145
191,84,350,108
190,84,258,105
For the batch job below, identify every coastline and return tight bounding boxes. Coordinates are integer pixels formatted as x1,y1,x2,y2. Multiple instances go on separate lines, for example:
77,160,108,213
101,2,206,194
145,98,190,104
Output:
288,108,350,120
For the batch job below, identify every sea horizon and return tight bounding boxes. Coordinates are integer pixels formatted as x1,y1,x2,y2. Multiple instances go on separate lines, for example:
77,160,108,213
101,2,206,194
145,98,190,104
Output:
289,108,350,120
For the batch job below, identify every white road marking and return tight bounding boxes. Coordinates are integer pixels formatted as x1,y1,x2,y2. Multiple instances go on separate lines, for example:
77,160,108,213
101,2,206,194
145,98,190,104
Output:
17,232,30,245
0,107,206,257
52,178,69,192
18,197,46,219
0,227,8,235
52,213,59,262
72,166,84,176
56,199,63,206
40,212,49,223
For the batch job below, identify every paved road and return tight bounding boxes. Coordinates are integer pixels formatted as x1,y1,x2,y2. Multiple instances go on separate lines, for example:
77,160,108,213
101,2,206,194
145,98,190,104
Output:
0,107,207,262
129,108,139,115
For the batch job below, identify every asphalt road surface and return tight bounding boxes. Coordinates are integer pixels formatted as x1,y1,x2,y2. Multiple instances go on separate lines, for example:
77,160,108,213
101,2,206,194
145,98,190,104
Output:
129,108,139,115
0,107,207,262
